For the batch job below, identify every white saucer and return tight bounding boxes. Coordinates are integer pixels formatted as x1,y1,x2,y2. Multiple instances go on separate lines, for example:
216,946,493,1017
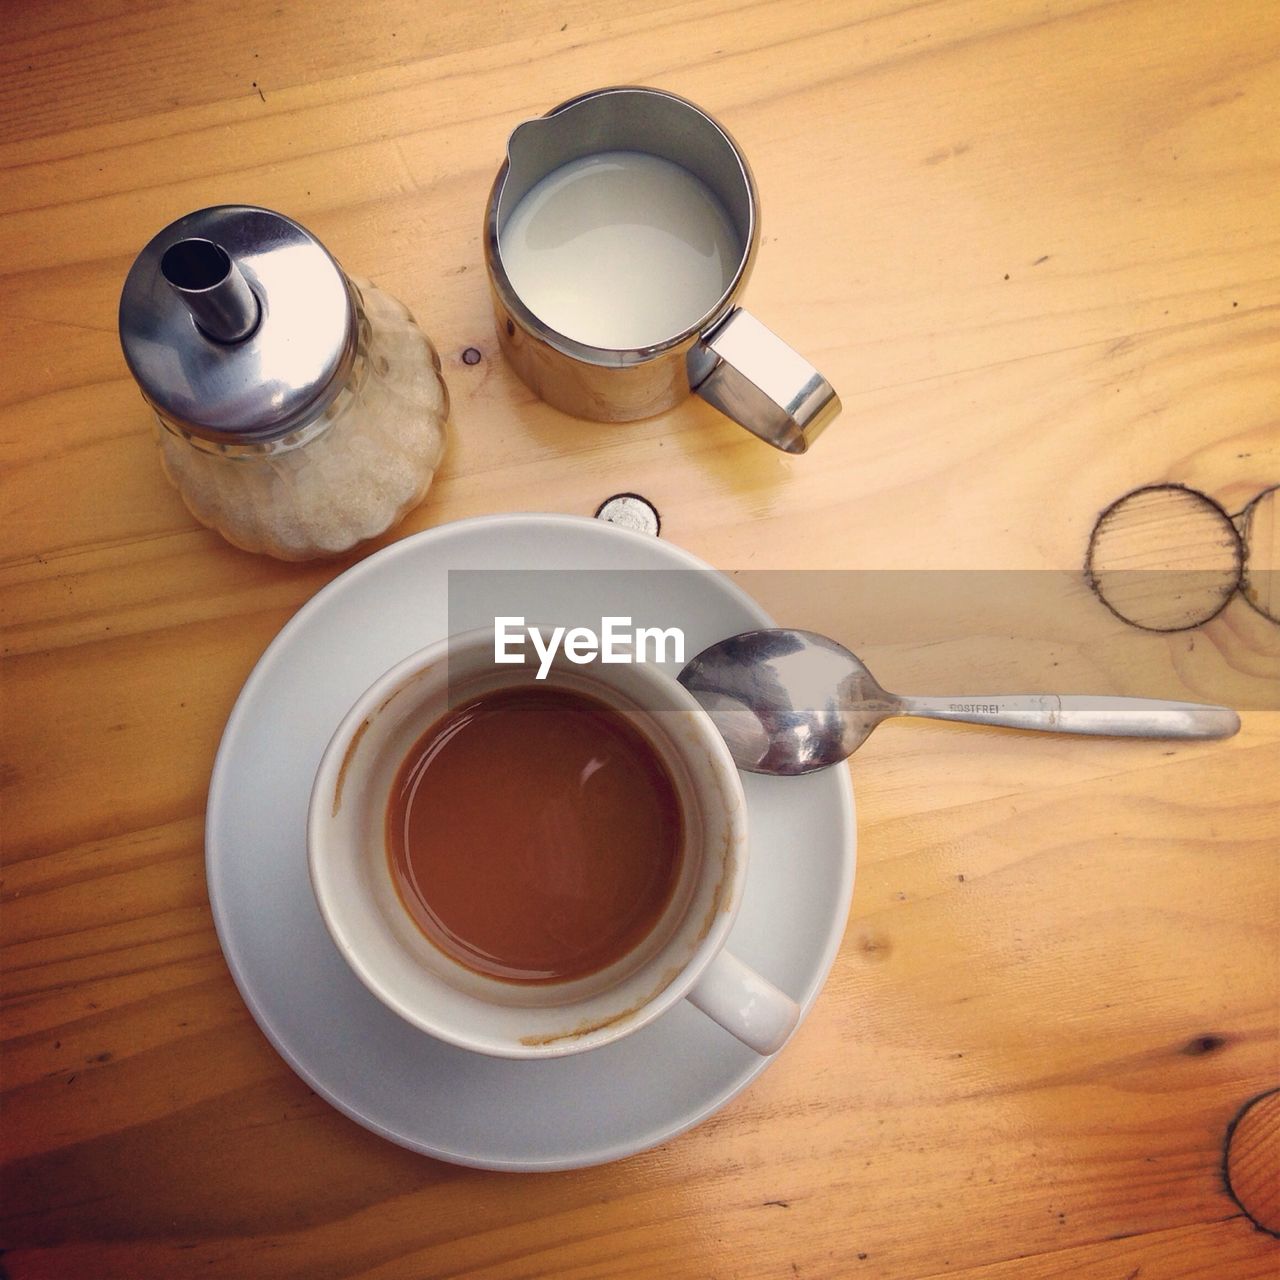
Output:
205,514,856,1171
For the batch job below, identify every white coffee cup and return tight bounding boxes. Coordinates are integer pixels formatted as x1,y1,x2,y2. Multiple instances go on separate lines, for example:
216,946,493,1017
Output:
307,629,799,1058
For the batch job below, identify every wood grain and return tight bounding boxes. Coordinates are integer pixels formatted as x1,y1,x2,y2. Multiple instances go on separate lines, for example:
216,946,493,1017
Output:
2,1,1278,1278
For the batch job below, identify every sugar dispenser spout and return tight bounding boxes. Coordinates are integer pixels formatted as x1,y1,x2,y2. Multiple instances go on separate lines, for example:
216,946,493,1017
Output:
160,237,259,342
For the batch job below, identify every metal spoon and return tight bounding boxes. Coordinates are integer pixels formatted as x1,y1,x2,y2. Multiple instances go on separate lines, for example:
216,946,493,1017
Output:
677,628,1241,775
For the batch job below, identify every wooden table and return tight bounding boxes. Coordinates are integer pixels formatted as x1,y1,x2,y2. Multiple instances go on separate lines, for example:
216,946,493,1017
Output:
3,1,1277,1275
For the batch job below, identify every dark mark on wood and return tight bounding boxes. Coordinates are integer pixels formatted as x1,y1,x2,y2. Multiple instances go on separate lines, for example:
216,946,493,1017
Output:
1182,1033,1227,1056
922,142,970,166
462,347,482,365
858,931,892,961
764,1199,790,1208
1084,483,1243,632
66,1074,76,1084
1238,484,1280,625
1033,254,1050,265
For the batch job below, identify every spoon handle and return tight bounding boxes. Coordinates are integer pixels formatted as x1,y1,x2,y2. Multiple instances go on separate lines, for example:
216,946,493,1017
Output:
895,694,1240,740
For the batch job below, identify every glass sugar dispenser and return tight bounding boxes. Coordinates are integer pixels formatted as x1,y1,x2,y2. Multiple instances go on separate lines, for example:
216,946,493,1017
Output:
118,205,448,561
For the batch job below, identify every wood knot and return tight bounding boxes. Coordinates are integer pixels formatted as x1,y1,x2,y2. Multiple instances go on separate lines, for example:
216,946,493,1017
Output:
1224,1088,1280,1236
1182,1033,1228,1056
855,931,893,962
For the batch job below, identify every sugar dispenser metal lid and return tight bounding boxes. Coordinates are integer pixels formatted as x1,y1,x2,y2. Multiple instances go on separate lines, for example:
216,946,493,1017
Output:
118,204,356,445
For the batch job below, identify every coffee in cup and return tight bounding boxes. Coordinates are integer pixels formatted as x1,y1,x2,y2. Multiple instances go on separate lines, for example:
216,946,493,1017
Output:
386,684,684,985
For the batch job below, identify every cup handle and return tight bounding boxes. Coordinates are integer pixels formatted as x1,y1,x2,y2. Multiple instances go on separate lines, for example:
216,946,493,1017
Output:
686,948,800,1055
690,308,841,454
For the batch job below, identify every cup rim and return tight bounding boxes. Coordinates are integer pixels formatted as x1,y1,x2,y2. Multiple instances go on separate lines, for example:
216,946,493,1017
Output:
307,628,749,1058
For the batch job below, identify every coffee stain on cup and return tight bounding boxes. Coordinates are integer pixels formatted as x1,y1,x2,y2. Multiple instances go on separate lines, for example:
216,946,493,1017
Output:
519,962,686,1046
332,717,372,817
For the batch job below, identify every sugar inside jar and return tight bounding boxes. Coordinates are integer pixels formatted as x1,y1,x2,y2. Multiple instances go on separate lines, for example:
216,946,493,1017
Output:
119,206,448,560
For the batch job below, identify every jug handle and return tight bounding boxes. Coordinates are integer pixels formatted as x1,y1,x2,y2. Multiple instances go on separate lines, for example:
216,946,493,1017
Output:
691,308,841,454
